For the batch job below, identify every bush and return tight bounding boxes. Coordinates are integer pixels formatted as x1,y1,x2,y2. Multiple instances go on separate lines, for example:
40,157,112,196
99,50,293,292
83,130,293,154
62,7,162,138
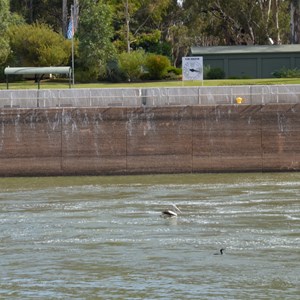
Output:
163,66,182,80
145,54,171,80
0,37,10,66
167,66,182,76
0,66,6,82
8,23,71,67
118,50,146,81
203,65,211,79
106,59,127,83
272,67,300,78
205,67,225,79
75,68,98,83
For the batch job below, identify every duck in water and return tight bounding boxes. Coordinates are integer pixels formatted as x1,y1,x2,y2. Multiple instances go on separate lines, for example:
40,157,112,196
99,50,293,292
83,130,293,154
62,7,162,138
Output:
161,204,182,218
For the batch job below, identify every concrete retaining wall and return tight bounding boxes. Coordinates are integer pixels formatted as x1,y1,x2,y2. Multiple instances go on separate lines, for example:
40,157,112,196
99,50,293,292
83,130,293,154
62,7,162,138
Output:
1,103,300,176
1,85,300,108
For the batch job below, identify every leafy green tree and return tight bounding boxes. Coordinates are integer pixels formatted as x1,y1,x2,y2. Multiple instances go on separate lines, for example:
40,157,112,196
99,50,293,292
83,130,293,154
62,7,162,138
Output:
8,23,71,66
108,0,173,53
0,0,10,65
76,0,116,81
167,24,191,66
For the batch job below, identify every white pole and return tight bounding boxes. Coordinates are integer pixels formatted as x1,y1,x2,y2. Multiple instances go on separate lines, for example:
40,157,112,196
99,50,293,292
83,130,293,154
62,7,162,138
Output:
71,4,75,85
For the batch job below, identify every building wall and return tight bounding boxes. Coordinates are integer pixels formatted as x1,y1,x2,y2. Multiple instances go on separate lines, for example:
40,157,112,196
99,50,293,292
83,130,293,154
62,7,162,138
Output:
204,53,300,78
1,104,300,176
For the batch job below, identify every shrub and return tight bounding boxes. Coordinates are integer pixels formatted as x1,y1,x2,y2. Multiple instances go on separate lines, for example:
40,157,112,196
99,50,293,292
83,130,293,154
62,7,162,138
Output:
272,67,300,78
0,37,10,66
145,54,171,80
0,66,6,81
8,23,71,67
118,50,146,81
106,59,127,83
206,67,225,79
203,65,211,79
164,66,182,80
75,68,98,83
167,66,182,76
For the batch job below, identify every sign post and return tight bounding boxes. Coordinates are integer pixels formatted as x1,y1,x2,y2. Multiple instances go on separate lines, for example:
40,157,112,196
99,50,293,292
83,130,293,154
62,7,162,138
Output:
182,56,203,84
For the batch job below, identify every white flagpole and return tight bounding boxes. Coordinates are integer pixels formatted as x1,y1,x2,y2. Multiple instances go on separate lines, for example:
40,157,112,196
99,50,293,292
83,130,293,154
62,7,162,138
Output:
71,4,75,85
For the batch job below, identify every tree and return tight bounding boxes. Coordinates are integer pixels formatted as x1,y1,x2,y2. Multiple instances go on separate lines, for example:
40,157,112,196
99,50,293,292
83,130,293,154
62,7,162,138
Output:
62,0,68,37
182,0,290,45
167,24,191,66
291,0,300,43
8,23,71,66
256,0,289,44
0,0,10,65
10,0,74,34
109,0,173,53
4,0,297,77
76,0,116,80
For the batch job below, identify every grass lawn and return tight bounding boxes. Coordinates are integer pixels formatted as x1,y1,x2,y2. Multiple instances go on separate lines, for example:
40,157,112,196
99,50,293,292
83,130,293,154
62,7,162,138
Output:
1,77,300,90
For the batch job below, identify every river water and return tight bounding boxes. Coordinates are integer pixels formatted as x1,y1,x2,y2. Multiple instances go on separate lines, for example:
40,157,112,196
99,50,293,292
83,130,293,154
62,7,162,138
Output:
0,173,299,299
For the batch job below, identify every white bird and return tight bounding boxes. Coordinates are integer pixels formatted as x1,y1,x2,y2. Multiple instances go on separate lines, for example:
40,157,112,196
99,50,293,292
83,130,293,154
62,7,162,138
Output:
161,204,182,218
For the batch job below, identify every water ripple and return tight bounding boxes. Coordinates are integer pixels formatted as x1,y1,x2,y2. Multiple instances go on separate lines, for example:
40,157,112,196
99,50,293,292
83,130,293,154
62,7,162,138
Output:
1,173,300,299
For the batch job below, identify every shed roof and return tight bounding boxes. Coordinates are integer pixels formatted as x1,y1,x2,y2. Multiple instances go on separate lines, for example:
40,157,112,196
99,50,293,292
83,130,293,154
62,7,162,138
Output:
4,66,71,75
191,44,300,55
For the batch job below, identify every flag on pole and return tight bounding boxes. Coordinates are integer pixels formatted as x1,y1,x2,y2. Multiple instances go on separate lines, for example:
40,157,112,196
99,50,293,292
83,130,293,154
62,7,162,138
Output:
67,17,74,39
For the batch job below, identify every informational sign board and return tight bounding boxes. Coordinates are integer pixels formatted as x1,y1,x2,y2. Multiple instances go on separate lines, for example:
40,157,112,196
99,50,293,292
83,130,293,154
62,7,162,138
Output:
182,56,203,81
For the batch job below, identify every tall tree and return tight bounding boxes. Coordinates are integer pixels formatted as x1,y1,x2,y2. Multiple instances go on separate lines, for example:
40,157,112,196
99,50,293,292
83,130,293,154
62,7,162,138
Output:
182,0,290,45
291,0,300,43
76,0,116,80
109,0,172,52
162,0,189,66
10,0,74,34
62,0,68,37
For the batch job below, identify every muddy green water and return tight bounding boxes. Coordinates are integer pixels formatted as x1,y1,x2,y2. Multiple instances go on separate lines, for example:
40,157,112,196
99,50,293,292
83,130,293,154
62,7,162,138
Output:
0,173,299,299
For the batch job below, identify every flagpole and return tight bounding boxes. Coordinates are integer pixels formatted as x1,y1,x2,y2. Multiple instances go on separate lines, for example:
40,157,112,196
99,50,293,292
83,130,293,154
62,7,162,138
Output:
71,4,75,85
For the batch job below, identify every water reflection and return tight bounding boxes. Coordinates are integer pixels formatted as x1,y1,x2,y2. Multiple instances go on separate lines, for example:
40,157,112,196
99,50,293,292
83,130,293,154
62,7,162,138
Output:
0,173,299,299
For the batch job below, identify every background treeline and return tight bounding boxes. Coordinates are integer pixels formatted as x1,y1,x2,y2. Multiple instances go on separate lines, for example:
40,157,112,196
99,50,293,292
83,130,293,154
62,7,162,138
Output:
1,0,300,82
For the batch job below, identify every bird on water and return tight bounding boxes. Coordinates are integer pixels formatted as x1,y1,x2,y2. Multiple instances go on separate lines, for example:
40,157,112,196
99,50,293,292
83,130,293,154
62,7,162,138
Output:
214,248,225,255
161,204,182,218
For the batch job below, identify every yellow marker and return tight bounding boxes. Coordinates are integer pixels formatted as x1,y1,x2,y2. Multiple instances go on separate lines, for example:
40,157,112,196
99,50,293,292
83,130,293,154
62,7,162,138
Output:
236,97,243,104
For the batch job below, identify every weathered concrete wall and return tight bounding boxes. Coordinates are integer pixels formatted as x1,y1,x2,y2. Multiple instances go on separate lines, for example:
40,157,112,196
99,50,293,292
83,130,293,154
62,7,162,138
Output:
1,85,300,108
1,104,300,176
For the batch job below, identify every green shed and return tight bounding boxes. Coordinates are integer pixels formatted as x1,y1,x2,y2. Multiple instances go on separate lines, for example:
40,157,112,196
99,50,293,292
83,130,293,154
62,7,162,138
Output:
190,44,300,78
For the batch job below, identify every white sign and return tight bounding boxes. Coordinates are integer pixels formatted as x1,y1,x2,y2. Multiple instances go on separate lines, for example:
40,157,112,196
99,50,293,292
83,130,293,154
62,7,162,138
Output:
182,56,203,81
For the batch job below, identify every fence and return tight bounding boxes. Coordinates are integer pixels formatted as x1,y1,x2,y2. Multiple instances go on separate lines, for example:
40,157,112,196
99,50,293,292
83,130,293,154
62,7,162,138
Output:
1,85,300,108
